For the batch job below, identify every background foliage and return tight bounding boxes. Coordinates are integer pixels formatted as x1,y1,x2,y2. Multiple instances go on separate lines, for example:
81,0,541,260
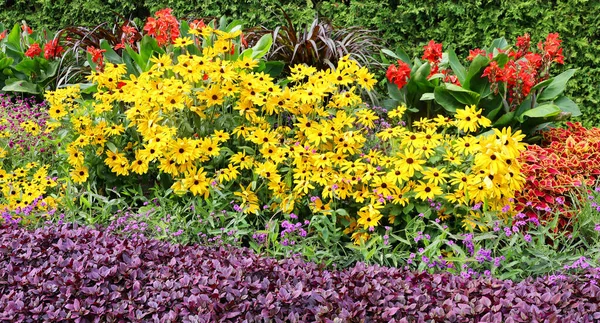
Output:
4,0,597,125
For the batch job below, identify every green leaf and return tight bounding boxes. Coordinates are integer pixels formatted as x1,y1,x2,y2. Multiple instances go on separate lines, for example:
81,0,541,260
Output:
530,78,554,92
434,86,462,113
14,57,39,75
519,104,561,120
383,47,411,66
464,54,490,89
444,83,480,105
251,34,272,60
262,61,284,78
7,24,20,50
554,96,581,117
106,142,118,153
448,49,467,85
2,79,38,94
99,39,122,64
493,111,515,127
420,92,435,101
0,57,14,70
537,69,576,101
493,53,509,67
413,61,431,85
387,81,404,102
487,37,508,52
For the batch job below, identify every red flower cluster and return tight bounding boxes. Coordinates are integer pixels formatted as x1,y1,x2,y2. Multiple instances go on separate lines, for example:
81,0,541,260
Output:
482,33,563,106
143,8,180,47
538,33,564,64
515,122,600,229
87,46,106,69
386,60,411,90
24,43,42,58
43,39,64,60
115,25,139,50
422,40,443,75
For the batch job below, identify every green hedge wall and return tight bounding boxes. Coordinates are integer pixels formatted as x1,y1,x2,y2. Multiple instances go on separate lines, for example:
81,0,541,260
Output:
2,0,599,126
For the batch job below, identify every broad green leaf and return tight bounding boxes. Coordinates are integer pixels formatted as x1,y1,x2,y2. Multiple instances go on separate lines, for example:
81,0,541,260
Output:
530,78,554,92
383,48,411,67
445,83,480,105
106,142,118,153
413,61,431,85
251,34,272,59
487,37,509,52
554,96,581,117
420,92,435,101
434,86,462,113
448,49,466,85
2,79,39,94
537,69,576,101
7,24,20,50
14,57,39,75
262,60,284,78
520,104,561,120
493,52,509,67
387,81,404,102
99,39,123,64
493,111,515,127
0,57,14,70
464,54,490,89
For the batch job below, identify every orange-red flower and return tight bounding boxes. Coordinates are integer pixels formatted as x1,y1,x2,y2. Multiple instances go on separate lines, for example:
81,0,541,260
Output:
25,43,42,58
143,8,180,47
43,39,64,60
87,46,106,68
386,60,411,90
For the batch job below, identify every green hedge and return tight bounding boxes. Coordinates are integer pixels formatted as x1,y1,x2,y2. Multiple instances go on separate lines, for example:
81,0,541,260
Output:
2,0,599,126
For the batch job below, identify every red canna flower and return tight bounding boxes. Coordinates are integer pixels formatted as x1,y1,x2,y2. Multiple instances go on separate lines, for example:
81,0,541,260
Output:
21,25,33,34
0,30,7,40
143,8,180,47
86,46,106,67
386,60,411,90
43,39,64,60
24,43,42,58
482,61,505,83
538,33,564,64
467,48,486,61
422,40,443,64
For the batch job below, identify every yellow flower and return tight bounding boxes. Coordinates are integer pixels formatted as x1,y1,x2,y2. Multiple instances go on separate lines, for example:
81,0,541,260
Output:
357,204,383,230
173,37,194,48
413,181,443,201
396,147,426,177
422,167,449,186
70,166,89,184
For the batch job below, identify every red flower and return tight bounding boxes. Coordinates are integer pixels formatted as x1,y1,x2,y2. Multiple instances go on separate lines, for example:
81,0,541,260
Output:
421,40,443,64
482,61,505,83
43,39,64,60
467,48,486,61
538,33,564,64
24,43,42,58
386,60,411,90
0,30,7,40
143,8,180,47
86,46,106,67
21,25,33,34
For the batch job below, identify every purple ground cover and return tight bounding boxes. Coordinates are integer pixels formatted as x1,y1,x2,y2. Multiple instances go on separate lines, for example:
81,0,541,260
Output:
1,223,600,322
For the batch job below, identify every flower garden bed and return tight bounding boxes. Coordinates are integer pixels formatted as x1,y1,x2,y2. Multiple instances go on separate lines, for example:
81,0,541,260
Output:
1,7,600,321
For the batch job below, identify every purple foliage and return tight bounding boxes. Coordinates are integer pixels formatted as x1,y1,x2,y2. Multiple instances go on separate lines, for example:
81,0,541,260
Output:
2,223,600,322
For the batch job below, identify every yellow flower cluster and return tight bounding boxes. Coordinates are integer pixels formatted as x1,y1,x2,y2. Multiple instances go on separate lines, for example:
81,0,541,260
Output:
0,163,58,212
45,29,527,244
